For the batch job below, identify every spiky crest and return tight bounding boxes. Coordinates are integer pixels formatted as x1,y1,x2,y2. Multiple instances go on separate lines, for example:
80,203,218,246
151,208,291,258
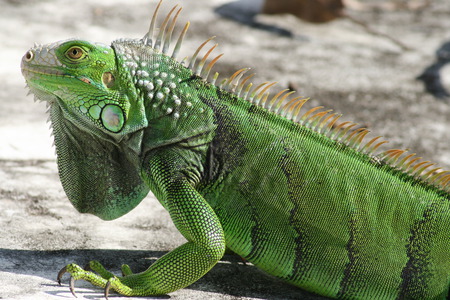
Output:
141,1,450,192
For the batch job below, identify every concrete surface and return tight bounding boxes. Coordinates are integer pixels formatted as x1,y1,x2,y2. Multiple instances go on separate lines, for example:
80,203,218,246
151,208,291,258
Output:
1,0,449,299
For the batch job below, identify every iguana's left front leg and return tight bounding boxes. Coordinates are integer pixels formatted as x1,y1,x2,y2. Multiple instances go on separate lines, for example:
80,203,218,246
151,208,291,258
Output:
58,149,226,297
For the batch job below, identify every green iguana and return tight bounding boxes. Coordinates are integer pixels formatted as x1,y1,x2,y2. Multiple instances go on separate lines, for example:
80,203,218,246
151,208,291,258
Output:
21,1,450,299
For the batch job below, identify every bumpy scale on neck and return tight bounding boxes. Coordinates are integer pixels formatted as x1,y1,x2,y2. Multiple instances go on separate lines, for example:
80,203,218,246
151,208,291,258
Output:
112,39,217,151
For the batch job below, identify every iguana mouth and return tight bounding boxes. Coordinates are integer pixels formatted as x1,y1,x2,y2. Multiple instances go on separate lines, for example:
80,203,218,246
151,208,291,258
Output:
21,50,71,105
21,64,67,77
21,53,67,79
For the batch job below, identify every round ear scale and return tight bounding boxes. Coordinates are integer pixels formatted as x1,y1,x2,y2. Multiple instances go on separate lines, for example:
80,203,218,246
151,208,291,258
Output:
101,104,125,133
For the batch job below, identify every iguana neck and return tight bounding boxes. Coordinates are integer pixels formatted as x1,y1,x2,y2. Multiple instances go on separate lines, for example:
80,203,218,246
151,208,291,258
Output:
112,39,218,153
50,101,144,169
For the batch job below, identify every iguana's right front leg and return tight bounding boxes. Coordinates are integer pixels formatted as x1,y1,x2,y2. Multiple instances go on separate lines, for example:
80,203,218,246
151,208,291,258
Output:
58,149,226,297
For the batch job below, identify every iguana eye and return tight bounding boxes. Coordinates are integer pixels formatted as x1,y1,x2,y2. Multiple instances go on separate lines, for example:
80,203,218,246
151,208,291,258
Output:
66,47,85,60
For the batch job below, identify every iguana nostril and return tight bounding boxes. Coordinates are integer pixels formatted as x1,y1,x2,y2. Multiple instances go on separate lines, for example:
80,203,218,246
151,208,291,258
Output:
24,50,34,62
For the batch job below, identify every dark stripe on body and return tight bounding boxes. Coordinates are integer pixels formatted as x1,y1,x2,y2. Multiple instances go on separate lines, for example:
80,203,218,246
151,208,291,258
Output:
279,145,311,282
242,179,267,261
199,93,247,183
199,92,267,259
337,213,363,299
397,203,438,300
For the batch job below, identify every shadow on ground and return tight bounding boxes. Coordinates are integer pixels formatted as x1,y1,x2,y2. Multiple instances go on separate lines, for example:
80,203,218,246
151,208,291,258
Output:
1,248,323,299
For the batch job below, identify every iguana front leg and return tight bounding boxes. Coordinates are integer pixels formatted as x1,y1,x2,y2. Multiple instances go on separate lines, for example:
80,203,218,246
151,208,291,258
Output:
58,149,226,297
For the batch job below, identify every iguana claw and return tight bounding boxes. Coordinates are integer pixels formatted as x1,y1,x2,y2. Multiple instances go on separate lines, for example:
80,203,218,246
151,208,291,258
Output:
104,280,112,300
56,266,66,285
69,276,77,298
57,265,78,298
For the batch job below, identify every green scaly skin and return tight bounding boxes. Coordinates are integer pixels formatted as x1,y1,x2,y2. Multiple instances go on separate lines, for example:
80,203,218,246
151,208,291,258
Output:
21,3,449,300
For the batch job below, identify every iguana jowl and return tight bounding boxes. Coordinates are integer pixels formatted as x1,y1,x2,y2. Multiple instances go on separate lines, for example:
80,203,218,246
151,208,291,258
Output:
21,1,450,299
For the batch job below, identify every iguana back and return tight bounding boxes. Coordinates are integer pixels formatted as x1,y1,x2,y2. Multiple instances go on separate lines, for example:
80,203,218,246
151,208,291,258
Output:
21,1,450,299
194,87,450,298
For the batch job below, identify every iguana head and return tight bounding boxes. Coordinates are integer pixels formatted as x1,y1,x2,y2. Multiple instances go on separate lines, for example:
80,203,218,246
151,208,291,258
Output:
21,39,150,220
21,39,147,137
20,3,217,220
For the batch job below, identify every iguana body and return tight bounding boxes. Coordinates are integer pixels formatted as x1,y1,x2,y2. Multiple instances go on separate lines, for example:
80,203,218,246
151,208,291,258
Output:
21,1,450,299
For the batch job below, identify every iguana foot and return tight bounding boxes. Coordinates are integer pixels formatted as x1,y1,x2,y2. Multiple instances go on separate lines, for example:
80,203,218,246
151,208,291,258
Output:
57,261,156,298
58,263,109,298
